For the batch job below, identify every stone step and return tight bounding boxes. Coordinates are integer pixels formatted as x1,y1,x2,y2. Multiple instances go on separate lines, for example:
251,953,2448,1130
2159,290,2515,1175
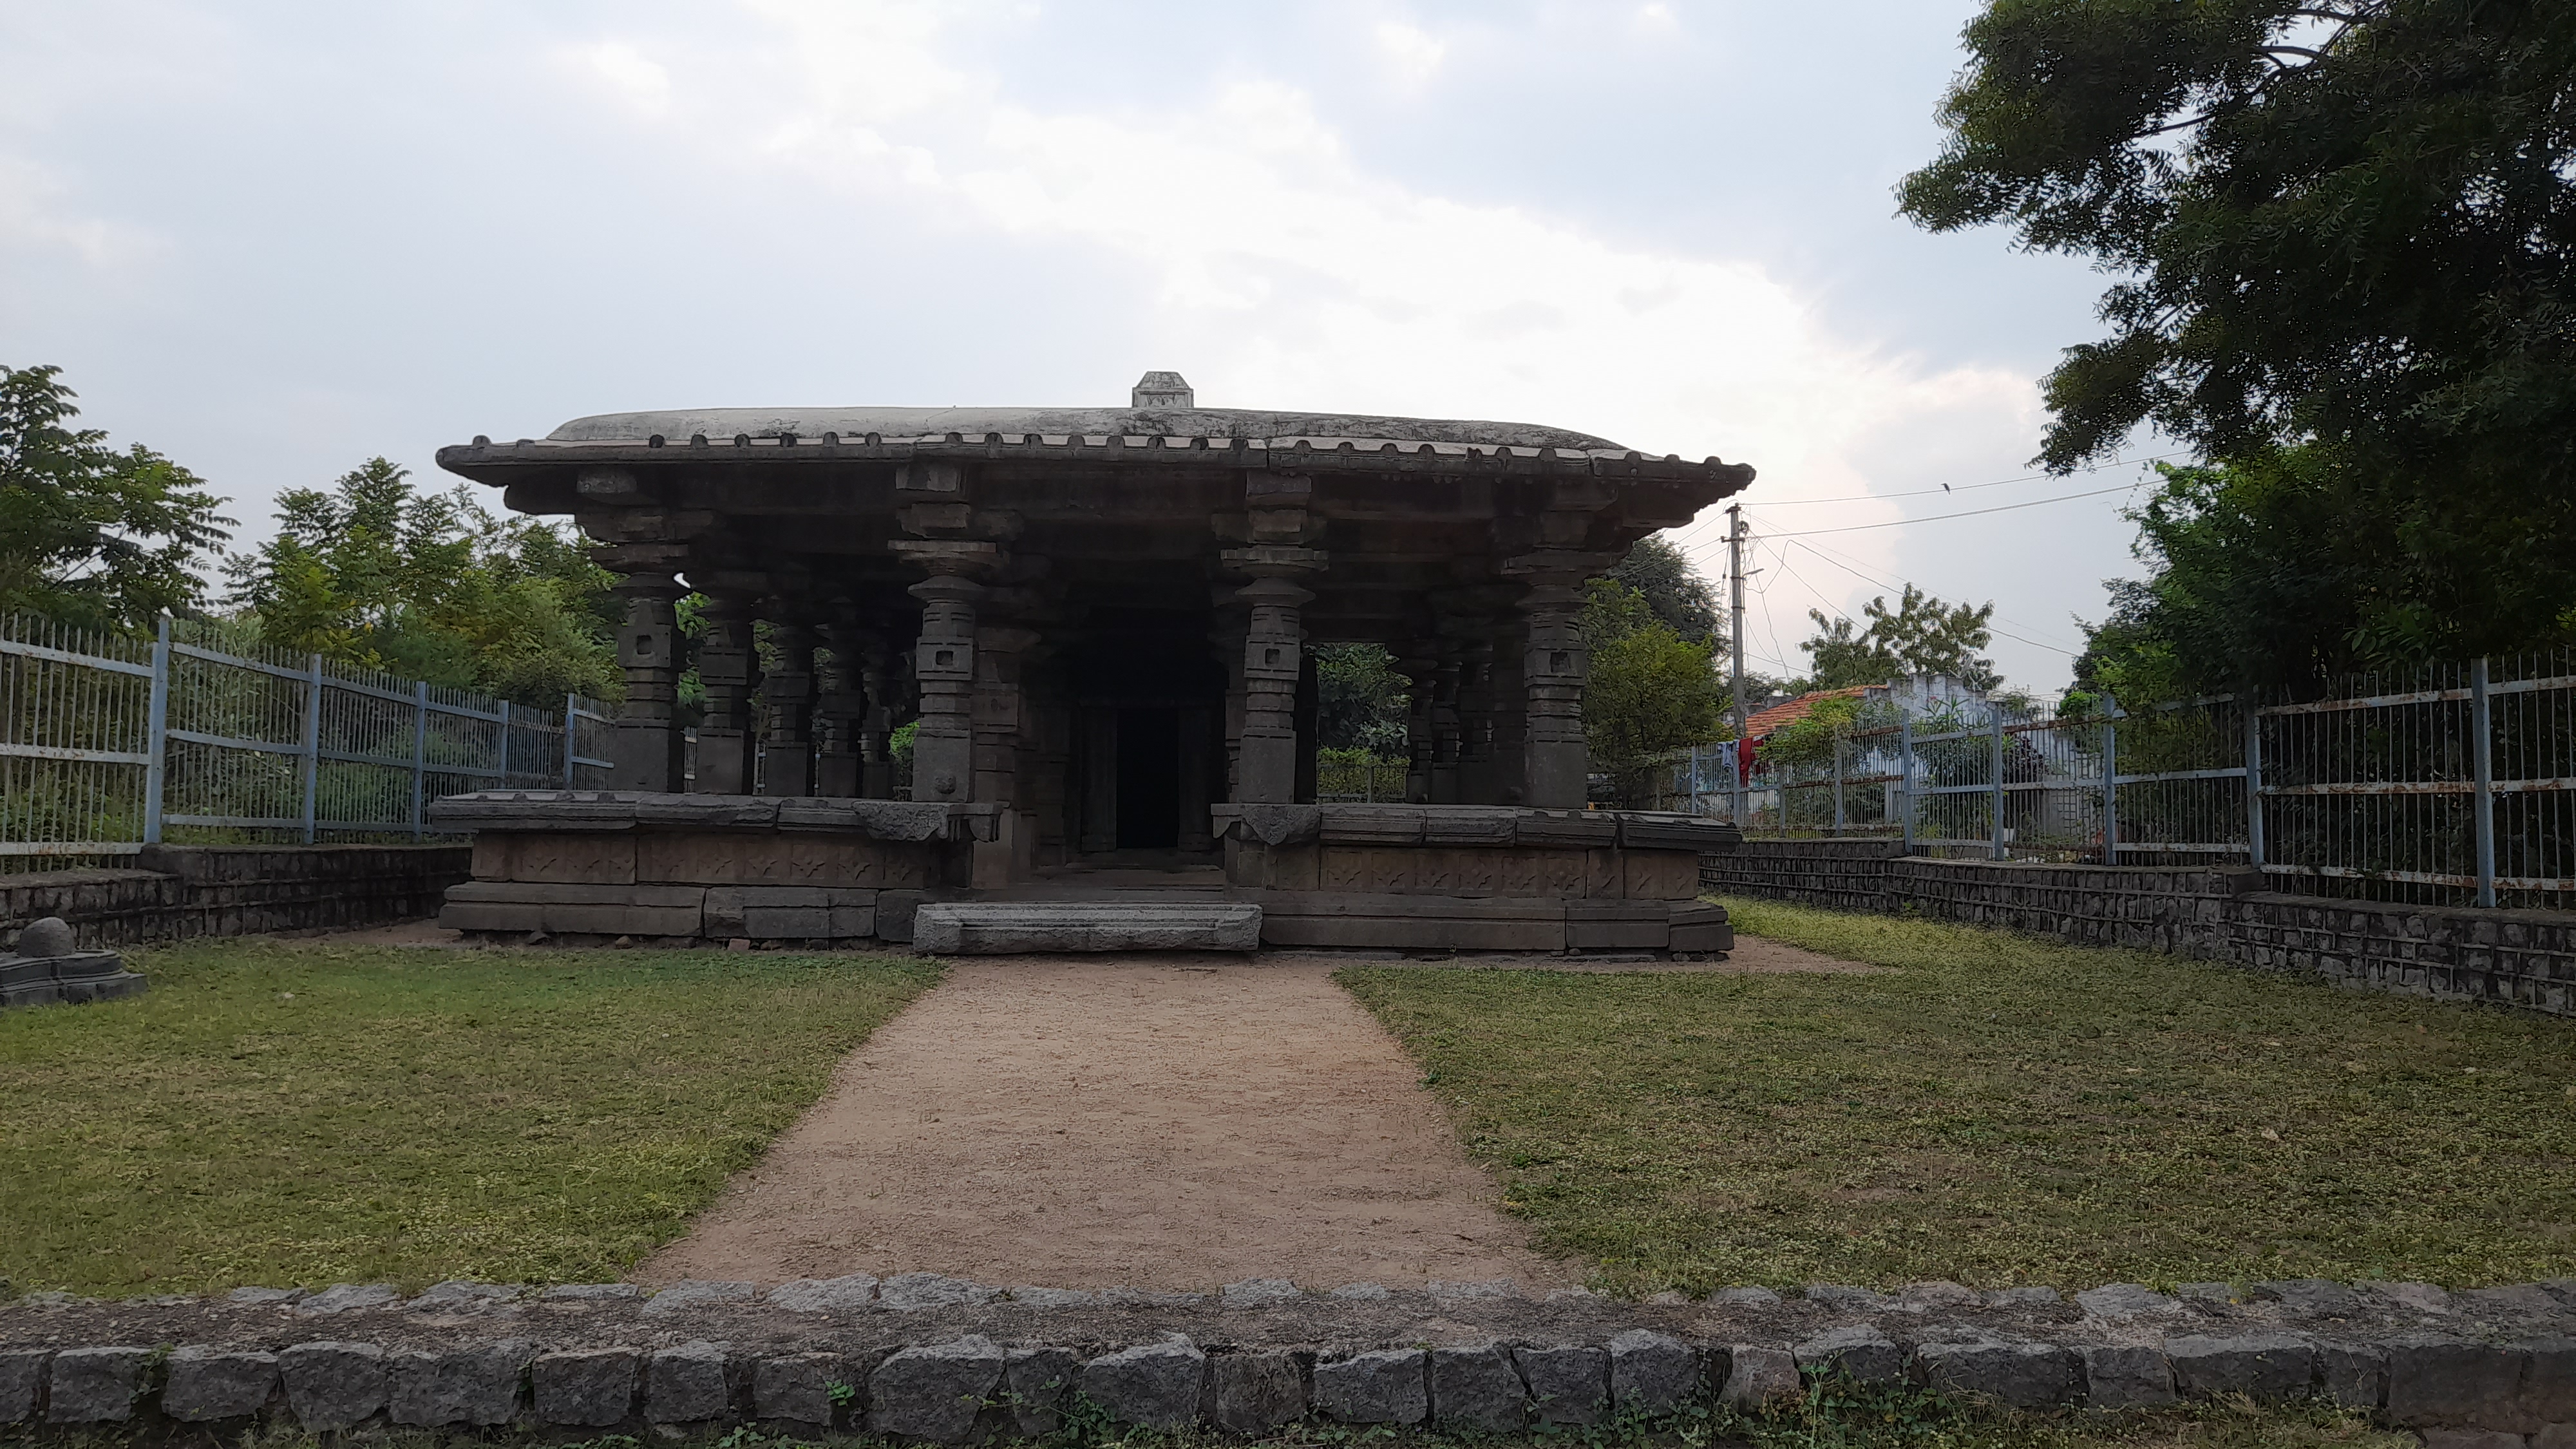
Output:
912,901,1262,955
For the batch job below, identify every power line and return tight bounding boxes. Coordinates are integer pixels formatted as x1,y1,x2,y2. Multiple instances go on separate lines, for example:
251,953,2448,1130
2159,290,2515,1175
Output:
1734,502,2093,651
1768,533,2082,658
1739,451,2189,506
1758,480,2145,538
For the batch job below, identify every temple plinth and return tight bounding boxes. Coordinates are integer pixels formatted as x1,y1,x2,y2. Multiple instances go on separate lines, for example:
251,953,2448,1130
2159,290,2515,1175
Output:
428,374,1750,955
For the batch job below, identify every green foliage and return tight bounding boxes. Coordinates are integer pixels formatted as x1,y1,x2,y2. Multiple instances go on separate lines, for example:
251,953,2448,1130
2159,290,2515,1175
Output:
1803,585,2000,692
1605,533,1722,646
1315,642,1411,755
1756,690,1867,772
0,363,232,629
1343,895,2576,1296
1900,0,2576,675
1581,580,1725,807
2076,448,2574,698
223,459,622,705
0,939,941,1294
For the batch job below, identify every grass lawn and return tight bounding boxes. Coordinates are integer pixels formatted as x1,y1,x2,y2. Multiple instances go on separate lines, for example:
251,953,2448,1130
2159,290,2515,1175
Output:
1339,896,2576,1295
0,940,940,1297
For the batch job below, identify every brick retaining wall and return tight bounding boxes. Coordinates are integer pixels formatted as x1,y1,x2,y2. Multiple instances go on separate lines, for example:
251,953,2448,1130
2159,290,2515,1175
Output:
1703,842,2576,1016
0,845,471,951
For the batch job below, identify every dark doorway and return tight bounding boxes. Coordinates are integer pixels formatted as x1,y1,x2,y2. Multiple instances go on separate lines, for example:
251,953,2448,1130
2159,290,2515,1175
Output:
1115,708,1180,849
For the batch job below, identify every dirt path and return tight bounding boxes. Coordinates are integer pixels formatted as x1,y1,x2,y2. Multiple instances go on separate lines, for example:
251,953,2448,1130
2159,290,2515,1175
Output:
639,934,1876,1291
641,955,1573,1291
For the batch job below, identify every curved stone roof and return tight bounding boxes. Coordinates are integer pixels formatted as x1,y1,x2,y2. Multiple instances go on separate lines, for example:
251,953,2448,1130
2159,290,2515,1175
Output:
545,405,1625,453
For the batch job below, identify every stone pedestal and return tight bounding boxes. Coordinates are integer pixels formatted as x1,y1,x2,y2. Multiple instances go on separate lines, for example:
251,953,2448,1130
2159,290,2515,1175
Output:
1,916,148,1007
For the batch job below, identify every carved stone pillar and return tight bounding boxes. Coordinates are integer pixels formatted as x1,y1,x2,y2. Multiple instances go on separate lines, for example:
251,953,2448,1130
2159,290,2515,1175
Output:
1454,636,1497,804
860,636,900,799
695,594,762,795
965,623,1037,884
814,625,867,798
905,571,984,805
757,619,819,797
607,569,686,792
1396,646,1439,805
1232,574,1314,804
1515,573,1591,809
1210,600,1249,799
1430,648,1465,804
1489,618,1527,803
1294,648,1320,805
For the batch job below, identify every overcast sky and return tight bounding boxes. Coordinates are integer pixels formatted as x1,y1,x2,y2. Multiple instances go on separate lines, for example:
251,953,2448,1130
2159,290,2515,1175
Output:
1,0,2163,692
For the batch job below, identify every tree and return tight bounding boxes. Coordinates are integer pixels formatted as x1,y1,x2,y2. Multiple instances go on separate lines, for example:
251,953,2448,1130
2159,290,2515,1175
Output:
1899,0,2576,670
1801,585,2000,691
0,364,232,629
2072,448,2387,699
224,459,621,704
1605,533,1722,645
1314,642,1410,756
1580,579,1725,807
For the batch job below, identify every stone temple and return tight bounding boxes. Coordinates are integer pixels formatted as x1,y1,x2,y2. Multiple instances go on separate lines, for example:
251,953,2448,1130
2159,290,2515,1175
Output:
430,374,1748,954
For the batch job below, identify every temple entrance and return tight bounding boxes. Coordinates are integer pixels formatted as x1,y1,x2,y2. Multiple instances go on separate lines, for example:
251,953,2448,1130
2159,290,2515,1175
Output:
1114,708,1182,850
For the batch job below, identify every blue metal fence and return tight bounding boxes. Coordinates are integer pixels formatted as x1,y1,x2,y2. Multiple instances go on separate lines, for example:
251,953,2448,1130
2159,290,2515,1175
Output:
0,612,612,862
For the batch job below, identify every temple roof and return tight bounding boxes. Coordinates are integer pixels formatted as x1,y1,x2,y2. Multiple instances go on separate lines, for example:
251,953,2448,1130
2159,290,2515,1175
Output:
544,405,1626,453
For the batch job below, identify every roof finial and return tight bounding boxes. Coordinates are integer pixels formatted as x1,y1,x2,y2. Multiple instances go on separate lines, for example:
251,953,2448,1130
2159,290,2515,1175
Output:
1132,371,1193,409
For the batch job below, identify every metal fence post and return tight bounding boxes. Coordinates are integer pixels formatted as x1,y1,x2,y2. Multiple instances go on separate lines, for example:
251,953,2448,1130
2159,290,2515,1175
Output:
497,699,512,787
411,680,430,838
143,615,171,845
564,692,578,788
1897,705,1914,854
299,653,323,844
1831,730,1845,837
2101,692,2119,866
2472,657,2497,907
1990,706,2007,860
2243,698,2266,869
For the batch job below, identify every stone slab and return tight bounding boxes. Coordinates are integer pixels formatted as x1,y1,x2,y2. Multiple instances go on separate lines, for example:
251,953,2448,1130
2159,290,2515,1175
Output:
704,886,878,940
914,902,1260,954
163,1348,278,1421
441,881,705,936
46,1347,146,1423
1314,1348,1426,1424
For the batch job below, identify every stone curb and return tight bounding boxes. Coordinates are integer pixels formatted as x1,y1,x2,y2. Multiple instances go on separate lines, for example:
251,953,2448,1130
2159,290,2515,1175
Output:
5,1276,2576,1443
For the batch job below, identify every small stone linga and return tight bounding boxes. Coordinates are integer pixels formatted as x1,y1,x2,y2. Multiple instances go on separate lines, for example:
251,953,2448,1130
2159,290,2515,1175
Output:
0,916,148,1009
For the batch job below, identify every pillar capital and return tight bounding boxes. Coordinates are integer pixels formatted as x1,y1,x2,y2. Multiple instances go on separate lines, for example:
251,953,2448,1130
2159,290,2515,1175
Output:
891,538,1004,578
1222,544,1328,580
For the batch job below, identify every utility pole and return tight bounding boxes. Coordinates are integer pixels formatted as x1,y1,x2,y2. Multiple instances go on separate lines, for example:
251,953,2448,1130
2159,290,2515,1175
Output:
1727,504,1749,829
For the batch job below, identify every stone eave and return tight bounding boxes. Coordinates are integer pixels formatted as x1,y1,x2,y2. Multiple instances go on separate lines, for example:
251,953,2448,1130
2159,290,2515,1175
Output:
433,432,1756,494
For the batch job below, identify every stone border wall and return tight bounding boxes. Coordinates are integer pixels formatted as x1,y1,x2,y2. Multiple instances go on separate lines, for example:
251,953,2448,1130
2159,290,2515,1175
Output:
0,845,471,951
3,1274,2571,1446
1701,842,2576,1016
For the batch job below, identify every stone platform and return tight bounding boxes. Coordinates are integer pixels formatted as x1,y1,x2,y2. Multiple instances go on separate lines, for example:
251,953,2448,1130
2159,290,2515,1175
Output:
427,792,1736,956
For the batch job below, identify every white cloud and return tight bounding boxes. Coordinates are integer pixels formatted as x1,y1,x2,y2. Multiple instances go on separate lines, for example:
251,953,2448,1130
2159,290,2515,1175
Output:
636,0,2042,596
1373,21,1448,86
574,41,674,117
0,155,167,270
